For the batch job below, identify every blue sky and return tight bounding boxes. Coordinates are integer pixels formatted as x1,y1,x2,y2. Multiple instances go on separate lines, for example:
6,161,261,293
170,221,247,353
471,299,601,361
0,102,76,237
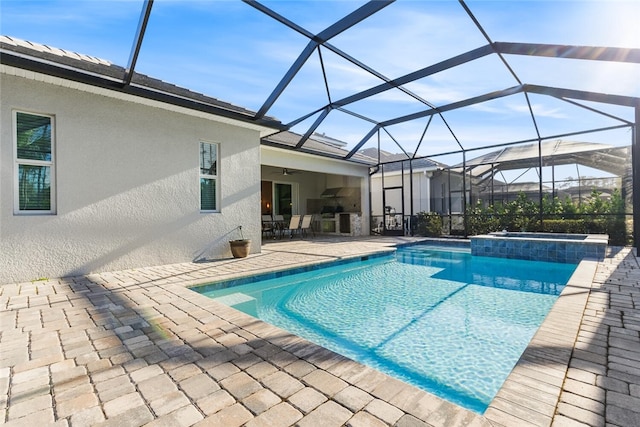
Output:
1,0,638,174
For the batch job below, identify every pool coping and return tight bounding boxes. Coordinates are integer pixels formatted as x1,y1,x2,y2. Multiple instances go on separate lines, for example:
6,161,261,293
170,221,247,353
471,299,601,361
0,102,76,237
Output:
484,257,599,425
189,251,394,295
184,239,599,426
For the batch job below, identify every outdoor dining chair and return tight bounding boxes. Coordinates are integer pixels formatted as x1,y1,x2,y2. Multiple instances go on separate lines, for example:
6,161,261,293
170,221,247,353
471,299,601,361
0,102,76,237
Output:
283,215,301,239
300,214,315,238
261,215,275,239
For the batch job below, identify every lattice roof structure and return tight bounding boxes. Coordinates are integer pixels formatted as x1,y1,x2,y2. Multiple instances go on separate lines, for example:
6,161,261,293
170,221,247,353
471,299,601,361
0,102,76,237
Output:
454,140,630,178
2,1,638,160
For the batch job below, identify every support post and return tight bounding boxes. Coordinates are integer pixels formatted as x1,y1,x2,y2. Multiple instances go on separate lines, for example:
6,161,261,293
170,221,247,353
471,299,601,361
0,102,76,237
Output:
123,0,154,86
409,160,414,235
462,152,468,237
381,164,386,235
447,168,452,235
401,161,406,235
538,138,544,230
633,106,640,252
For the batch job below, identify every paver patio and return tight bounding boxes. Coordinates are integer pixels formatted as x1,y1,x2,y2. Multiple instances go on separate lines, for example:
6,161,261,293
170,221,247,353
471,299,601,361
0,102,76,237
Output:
1,237,639,426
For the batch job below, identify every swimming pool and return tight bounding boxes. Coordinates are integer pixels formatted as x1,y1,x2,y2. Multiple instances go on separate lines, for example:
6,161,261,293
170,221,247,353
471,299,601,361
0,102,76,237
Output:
195,245,577,413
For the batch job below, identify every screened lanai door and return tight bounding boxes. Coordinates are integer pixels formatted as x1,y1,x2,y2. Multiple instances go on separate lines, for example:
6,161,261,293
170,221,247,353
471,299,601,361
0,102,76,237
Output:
383,187,404,236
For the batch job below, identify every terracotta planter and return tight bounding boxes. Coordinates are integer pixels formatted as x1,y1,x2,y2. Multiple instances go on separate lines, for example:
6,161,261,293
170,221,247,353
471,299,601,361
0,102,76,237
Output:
229,239,251,258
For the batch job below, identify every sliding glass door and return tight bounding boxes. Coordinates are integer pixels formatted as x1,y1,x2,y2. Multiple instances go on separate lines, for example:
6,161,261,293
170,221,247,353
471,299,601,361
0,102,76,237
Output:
274,183,292,218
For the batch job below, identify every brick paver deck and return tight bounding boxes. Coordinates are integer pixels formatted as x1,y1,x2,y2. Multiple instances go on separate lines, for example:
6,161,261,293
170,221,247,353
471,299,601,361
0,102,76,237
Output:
1,237,638,426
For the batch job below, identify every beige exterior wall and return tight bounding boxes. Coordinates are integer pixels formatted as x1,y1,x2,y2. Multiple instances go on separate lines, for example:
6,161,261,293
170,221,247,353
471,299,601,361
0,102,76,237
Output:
370,170,432,216
1,68,267,283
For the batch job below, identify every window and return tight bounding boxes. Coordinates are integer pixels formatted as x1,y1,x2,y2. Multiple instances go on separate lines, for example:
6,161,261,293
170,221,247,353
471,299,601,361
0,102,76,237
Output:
14,111,55,213
199,142,219,211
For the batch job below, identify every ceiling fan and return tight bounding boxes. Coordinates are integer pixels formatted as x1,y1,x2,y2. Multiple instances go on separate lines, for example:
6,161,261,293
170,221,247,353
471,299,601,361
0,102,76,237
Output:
266,167,301,176
282,168,299,176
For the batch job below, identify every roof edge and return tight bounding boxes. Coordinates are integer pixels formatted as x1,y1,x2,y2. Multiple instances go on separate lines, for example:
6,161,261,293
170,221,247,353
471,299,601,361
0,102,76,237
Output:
0,40,286,131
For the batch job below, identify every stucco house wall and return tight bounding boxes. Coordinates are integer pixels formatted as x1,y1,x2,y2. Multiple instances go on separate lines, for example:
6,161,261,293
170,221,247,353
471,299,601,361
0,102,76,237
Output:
429,171,465,214
1,67,268,283
370,170,432,217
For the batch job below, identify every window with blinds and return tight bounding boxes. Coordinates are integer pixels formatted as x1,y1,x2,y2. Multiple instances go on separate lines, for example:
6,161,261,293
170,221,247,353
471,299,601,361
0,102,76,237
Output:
15,111,55,213
199,142,219,211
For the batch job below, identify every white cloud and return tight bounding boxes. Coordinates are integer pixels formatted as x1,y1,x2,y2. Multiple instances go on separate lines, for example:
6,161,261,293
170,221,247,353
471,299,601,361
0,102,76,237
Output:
508,103,568,119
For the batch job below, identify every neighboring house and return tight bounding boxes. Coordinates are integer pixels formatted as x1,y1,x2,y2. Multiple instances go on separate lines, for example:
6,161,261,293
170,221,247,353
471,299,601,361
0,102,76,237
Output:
0,36,370,283
364,148,458,233
366,140,632,234
365,148,440,216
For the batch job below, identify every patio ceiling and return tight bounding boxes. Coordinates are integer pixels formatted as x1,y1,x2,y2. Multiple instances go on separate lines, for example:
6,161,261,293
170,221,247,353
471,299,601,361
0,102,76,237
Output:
1,0,639,163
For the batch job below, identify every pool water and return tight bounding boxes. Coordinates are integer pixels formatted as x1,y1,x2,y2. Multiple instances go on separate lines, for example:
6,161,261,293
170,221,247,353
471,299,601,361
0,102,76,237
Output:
196,245,577,413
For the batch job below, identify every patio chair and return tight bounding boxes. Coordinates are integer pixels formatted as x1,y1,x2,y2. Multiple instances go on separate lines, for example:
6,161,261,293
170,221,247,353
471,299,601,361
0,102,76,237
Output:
262,215,275,239
273,214,286,238
300,214,315,238
283,215,301,239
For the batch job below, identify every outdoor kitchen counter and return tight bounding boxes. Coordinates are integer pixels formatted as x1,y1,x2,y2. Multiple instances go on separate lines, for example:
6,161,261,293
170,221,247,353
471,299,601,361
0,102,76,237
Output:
319,212,362,236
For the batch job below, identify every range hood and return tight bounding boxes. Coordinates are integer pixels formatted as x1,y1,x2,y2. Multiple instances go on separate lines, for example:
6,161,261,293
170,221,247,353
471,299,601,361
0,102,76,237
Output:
320,187,356,198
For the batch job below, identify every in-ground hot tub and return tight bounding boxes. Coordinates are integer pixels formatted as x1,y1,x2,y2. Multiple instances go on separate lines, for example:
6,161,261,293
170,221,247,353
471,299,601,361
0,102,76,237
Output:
470,232,608,263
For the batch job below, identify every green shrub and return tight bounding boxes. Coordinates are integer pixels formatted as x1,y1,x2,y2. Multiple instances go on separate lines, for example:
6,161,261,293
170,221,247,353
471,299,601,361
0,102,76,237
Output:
542,219,587,234
461,189,628,243
583,218,607,234
415,212,443,237
606,217,627,245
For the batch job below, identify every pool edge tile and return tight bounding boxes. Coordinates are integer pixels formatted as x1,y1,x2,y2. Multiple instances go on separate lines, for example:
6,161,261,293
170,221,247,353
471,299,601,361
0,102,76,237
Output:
484,258,599,427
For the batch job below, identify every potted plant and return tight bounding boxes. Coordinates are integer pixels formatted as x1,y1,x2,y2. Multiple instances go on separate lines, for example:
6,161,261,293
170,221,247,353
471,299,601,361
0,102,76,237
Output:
229,225,251,258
